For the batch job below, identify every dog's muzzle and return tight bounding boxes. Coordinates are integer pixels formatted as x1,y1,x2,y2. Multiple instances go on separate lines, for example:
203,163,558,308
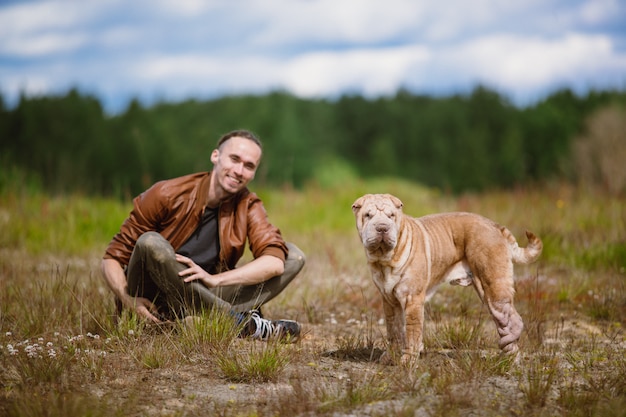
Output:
364,221,396,252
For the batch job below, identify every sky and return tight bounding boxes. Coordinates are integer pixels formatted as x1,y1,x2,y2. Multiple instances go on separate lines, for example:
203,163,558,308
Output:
1,0,625,114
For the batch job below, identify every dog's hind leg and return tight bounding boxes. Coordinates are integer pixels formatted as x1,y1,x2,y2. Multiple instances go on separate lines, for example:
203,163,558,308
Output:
487,298,523,354
472,264,523,354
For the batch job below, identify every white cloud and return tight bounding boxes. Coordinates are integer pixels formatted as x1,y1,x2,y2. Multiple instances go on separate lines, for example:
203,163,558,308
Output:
0,1,81,35
97,27,143,49
444,33,619,88
154,0,220,17
116,44,432,100
132,54,228,81
1,32,89,57
0,0,111,56
0,0,624,111
247,0,425,46
282,46,431,97
579,0,621,25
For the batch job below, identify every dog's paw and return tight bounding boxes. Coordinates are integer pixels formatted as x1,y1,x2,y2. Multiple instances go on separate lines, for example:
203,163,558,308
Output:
379,350,420,367
400,352,420,367
502,342,520,355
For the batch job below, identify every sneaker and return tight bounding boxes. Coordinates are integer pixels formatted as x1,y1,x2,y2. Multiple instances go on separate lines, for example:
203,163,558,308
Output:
239,309,301,342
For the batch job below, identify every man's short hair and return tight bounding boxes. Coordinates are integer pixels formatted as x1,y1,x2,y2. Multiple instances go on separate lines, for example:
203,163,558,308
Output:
217,130,262,151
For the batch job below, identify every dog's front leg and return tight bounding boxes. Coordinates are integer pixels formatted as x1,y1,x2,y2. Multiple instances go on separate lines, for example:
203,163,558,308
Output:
380,298,402,365
402,292,425,365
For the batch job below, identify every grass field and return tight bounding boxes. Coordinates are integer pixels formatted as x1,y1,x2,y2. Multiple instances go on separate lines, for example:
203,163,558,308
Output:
1,178,624,416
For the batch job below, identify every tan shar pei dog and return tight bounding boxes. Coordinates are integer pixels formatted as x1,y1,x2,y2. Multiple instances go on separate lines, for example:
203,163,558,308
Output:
352,194,543,365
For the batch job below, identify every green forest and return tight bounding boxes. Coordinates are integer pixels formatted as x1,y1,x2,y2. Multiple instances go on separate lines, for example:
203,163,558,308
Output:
1,86,625,198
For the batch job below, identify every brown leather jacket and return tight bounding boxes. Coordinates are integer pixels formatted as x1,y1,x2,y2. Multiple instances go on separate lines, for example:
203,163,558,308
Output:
103,171,288,271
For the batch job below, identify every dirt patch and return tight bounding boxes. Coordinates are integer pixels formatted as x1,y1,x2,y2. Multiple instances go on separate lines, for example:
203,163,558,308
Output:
64,315,624,417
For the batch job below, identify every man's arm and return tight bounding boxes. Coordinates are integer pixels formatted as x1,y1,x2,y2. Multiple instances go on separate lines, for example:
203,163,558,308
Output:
177,254,284,287
100,258,162,322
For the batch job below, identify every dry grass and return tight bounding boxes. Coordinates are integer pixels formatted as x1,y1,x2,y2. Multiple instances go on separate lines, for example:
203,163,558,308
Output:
1,180,625,416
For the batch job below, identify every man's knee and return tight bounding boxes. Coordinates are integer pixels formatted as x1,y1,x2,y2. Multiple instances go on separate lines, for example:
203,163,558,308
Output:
285,242,305,276
136,232,174,262
287,242,305,261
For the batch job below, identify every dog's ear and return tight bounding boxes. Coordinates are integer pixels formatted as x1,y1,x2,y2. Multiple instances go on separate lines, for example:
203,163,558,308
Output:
352,196,365,214
389,194,403,210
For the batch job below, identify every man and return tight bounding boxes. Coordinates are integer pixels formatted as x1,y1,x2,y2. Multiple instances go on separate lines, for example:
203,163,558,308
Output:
101,129,305,341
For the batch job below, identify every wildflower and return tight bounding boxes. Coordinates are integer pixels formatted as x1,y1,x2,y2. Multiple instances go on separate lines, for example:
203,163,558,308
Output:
5,332,11,337
48,349,57,358
69,334,84,343
128,330,134,336
46,342,53,347
25,345,39,358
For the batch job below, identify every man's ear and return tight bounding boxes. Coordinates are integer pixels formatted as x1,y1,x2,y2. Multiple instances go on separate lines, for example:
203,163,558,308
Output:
210,149,219,165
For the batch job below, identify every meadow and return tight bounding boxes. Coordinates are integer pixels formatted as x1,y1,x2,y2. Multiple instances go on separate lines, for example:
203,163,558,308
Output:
0,178,624,416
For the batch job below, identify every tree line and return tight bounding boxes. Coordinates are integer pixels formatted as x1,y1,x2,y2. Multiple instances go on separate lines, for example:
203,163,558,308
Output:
1,86,624,197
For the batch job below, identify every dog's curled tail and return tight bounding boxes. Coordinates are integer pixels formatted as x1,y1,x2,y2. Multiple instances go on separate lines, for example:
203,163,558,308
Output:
500,226,543,264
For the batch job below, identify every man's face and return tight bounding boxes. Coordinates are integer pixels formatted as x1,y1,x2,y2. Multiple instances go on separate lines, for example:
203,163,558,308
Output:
210,136,262,196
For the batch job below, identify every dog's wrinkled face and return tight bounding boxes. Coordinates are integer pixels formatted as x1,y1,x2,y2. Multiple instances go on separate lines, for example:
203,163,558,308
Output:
352,194,404,255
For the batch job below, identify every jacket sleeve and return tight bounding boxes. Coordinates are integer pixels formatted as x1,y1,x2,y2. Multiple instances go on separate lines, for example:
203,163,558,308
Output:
246,194,288,262
219,191,288,270
103,183,169,266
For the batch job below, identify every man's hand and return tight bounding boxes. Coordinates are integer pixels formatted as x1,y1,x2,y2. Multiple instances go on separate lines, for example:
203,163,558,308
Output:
127,296,162,323
176,253,284,288
101,258,163,323
176,254,215,286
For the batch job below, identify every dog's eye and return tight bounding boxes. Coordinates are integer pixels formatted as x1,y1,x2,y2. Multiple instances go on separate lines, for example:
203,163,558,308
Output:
364,212,372,219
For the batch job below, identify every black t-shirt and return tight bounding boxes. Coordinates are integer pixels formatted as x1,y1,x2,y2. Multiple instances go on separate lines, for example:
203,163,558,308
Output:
177,207,220,273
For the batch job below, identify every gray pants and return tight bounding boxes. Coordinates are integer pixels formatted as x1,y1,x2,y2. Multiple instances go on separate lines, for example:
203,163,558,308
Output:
125,232,305,319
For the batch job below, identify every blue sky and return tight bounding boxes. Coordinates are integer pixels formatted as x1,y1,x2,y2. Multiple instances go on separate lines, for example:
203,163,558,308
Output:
1,0,625,114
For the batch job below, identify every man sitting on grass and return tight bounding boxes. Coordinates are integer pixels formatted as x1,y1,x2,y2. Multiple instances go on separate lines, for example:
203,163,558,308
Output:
101,129,305,341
